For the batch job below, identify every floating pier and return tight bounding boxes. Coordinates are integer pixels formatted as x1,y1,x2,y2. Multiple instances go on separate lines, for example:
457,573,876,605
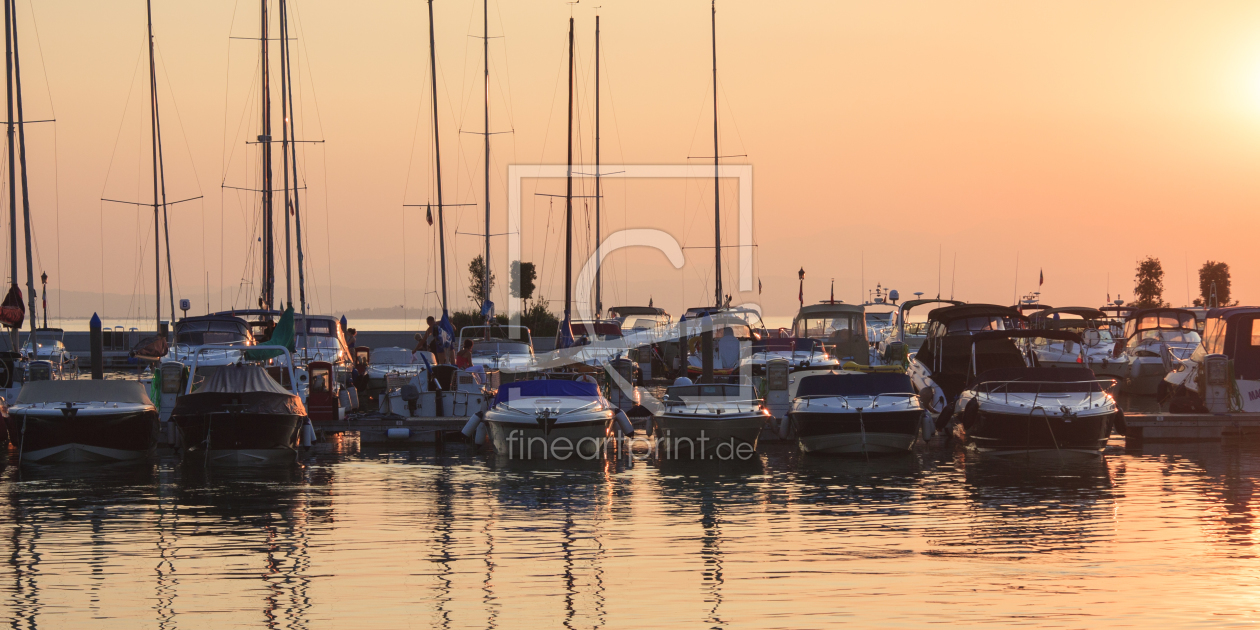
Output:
315,415,470,445
1125,413,1260,444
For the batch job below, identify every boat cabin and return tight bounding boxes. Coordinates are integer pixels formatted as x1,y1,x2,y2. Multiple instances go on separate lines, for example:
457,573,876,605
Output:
792,302,868,364
608,306,670,333
1122,308,1200,349
173,314,253,347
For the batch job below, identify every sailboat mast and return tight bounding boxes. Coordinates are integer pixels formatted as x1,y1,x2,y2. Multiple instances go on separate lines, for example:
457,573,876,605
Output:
10,0,34,346
594,13,601,319
564,16,573,319
428,0,448,312
482,0,490,317
145,0,173,333
4,0,16,350
278,0,292,308
260,0,274,311
711,0,721,310
280,0,305,320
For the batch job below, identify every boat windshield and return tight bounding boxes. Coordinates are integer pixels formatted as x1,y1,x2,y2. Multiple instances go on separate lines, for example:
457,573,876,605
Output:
751,338,823,353
472,341,532,356
904,322,927,336
797,373,914,397
947,316,1011,333
795,314,862,338
175,320,249,346
665,384,753,400
972,367,1106,393
1136,329,1201,344
865,312,894,326
21,339,63,351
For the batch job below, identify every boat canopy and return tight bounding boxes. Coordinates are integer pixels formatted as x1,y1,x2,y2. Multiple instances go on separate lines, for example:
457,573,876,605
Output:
971,330,1083,344
16,380,154,405
927,304,1021,324
608,306,667,318
796,303,864,317
969,366,1105,392
796,372,914,397
1031,307,1105,322
1123,308,1197,339
198,364,293,395
1201,307,1260,379
492,379,601,406
174,314,252,345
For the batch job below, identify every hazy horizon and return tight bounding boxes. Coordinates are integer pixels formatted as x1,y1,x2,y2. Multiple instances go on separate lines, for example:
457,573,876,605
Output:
0,0,1255,326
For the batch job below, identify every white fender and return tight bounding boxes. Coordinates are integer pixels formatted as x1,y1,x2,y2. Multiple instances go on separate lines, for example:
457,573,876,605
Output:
461,412,483,438
347,387,360,411
615,410,634,437
474,422,488,446
778,414,792,440
921,411,935,441
301,419,315,447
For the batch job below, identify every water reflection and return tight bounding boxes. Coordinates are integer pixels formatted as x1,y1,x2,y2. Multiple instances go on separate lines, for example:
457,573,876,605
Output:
4,436,1260,627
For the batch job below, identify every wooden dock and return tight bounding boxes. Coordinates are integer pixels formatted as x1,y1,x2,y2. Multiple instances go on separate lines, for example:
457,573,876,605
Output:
315,415,471,445
1125,413,1260,444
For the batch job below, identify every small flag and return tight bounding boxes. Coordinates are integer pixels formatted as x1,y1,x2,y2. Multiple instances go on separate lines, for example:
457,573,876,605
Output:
1107,293,1111,304
648,297,653,308
426,203,434,226
758,279,762,295
1039,268,1044,287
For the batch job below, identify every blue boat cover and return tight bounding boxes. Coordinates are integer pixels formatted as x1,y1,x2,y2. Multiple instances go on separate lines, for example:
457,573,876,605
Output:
493,379,600,406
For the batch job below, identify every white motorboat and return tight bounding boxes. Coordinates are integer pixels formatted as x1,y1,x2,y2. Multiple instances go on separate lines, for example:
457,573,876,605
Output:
1163,307,1260,413
789,370,925,454
364,347,434,393
1028,307,1129,379
165,314,253,368
738,336,839,375
460,325,536,375
6,380,159,463
907,303,1028,424
874,298,963,365
1119,308,1201,395
652,382,766,458
473,380,622,460
950,353,1118,457
682,307,763,378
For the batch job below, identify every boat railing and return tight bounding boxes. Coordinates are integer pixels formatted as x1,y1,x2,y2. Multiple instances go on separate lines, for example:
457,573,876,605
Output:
794,393,917,409
664,398,764,414
974,378,1118,408
497,398,602,416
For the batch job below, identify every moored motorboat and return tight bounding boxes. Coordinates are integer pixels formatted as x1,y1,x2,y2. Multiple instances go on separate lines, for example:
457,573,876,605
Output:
1028,307,1129,379
792,302,870,365
652,382,765,459
6,380,158,463
171,348,306,465
1119,308,1200,395
874,297,962,365
475,380,621,460
951,363,1117,457
789,371,925,455
908,303,1028,423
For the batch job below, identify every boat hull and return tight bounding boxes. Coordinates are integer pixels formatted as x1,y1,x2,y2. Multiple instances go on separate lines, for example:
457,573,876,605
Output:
791,409,922,454
486,418,613,460
962,408,1111,455
173,411,304,462
652,413,764,457
7,409,158,463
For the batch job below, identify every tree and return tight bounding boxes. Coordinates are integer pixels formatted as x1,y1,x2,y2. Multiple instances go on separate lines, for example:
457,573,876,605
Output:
510,261,537,309
1134,256,1166,308
467,255,495,309
1194,261,1231,307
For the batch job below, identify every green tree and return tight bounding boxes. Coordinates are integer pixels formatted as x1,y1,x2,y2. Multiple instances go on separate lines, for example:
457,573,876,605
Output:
1194,261,1231,307
510,261,537,309
467,255,495,310
1134,256,1166,309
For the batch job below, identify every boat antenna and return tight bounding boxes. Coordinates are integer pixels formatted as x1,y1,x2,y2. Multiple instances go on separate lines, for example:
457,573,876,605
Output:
950,252,957,300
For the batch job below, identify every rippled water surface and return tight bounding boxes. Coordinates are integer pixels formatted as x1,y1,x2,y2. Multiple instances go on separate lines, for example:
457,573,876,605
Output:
3,436,1260,628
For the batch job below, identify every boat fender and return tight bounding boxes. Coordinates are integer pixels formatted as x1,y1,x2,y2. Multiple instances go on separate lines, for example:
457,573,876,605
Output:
348,387,360,411
960,399,980,431
615,410,634,438
935,403,955,431
474,421,487,446
338,388,352,412
461,411,484,438
778,415,792,440
1113,409,1127,437
921,411,935,441
645,415,654,437
301,419,316,447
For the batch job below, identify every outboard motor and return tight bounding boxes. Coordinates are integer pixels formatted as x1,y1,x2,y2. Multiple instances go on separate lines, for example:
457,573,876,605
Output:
401,383,421,417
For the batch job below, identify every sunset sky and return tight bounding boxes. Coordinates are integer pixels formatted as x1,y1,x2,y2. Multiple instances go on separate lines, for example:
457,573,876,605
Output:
6,0,1260,325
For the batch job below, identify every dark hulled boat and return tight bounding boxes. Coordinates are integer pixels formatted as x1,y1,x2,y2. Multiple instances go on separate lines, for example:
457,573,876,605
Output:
171,363,305,464
789,371,925,454
6,380,158,463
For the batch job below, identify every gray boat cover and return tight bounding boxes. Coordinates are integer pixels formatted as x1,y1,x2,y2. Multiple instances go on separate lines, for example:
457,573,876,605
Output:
197,364,292,395
16,380,155,406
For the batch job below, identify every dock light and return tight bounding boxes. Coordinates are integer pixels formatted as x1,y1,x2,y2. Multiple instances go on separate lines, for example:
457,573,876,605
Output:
798,268,805,280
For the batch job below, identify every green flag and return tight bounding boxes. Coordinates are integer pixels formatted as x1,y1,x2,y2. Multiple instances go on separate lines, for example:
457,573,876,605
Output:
246,304,296,360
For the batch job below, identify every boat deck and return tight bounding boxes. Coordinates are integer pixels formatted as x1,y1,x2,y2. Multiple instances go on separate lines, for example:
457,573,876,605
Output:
1125,413,1260,444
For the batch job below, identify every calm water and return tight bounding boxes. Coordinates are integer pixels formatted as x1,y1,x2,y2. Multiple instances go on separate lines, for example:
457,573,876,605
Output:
2,437,1259,628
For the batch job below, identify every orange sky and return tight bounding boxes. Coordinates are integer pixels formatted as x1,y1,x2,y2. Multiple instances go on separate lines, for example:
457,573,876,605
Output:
7,0,1260,324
